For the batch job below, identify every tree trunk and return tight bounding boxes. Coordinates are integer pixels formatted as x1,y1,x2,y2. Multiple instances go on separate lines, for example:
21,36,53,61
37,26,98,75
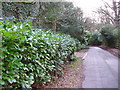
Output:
113,0,120,28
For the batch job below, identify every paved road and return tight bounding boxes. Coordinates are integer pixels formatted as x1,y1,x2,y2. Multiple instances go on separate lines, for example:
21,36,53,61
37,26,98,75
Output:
82,47,119,88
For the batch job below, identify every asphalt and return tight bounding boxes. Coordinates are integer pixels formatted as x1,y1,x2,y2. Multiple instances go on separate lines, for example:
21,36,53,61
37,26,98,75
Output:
82,47,119,88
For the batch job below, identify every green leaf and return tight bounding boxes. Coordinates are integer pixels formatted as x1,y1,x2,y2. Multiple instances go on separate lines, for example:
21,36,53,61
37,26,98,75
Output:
8,78,16,84
0,80,6,85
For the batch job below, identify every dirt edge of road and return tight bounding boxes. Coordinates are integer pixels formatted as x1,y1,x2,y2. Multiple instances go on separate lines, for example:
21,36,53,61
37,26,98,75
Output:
99,45,120,58
44,50,87,88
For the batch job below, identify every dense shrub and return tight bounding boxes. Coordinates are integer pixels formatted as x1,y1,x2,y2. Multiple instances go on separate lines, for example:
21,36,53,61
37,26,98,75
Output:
0,20,77,88
74,39,81,51
83,31,93,46
88,24,118,48
112,28,120,49
88,32,102,46
100,25,116,48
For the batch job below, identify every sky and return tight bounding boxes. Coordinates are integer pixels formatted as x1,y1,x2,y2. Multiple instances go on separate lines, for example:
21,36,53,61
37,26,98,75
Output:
66,0,112,18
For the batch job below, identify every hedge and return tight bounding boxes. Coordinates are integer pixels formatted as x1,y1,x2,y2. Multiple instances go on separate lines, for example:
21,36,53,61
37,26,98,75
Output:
0,20,78,88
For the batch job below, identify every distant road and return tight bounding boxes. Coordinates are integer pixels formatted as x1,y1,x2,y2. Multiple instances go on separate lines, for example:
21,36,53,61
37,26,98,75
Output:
83,47,119,88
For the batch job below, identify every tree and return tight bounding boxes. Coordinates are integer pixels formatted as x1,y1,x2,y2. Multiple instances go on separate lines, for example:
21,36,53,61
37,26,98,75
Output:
2,2,37,21
83,17,97,32
96,0,120,28
33,2,84,32
57,6,85,41
2,2,85,41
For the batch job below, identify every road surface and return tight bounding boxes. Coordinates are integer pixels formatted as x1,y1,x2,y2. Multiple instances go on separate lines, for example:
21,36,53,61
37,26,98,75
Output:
83,47,119,88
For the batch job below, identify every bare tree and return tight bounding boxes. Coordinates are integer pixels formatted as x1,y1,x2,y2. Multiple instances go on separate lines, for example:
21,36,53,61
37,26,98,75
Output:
96,0,120,28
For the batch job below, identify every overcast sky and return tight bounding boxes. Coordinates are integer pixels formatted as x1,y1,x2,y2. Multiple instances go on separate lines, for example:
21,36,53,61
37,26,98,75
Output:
66,0,113,18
